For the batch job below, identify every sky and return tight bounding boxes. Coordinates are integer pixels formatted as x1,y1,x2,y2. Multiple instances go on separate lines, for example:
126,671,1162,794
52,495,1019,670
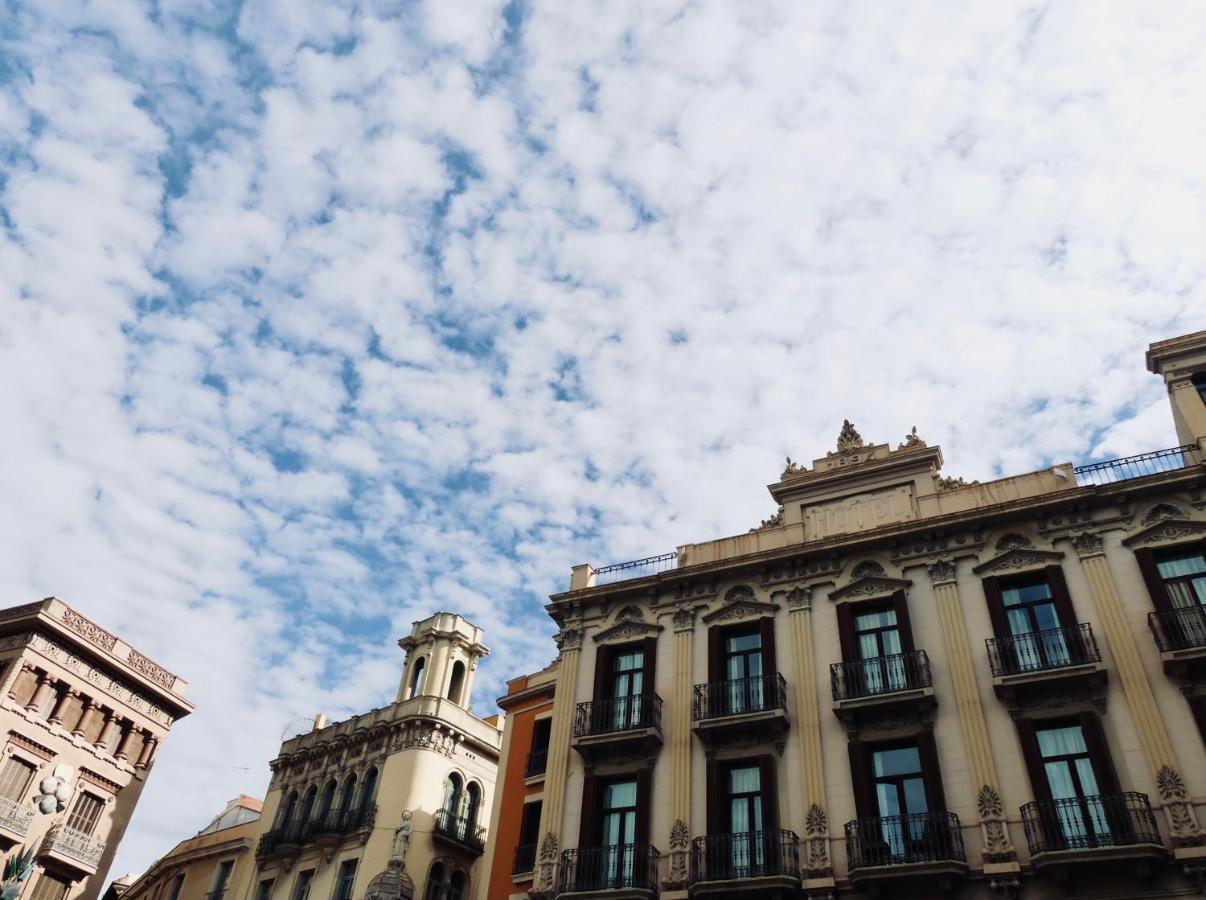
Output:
2,0,1206,880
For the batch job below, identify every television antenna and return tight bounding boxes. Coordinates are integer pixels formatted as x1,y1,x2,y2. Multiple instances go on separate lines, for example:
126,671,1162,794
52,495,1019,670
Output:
280,716,314,741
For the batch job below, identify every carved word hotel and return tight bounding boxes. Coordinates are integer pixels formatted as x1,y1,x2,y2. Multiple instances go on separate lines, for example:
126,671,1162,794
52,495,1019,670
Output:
496,330,1206,900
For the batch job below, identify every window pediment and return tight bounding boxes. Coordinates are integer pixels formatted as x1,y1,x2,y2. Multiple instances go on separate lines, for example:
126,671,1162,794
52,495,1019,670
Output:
828,576,910,603
701,599,778,624
972,548,1063,576
591,620,664,643
1122,518,1206,548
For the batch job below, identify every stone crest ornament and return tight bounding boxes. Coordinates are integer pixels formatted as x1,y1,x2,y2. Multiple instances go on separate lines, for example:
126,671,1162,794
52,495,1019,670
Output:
666,819,689,887
835,419,864,452
851,561,886,579
804,804,831,875
672,604,696,631
555,627,583,652
996,533,1033,551
1156,765,1204,844
976,785,1015,862
1143,502,1185,524
898,426,926,449
784,585,811,611
927,560,957,586
977,784,1003,819
1072,531,1104,558
536,833,559,893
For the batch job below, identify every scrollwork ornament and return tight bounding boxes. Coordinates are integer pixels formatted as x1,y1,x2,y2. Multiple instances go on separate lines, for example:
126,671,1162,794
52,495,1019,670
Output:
672,605,695,631
537,833,559,893
785,585,811,611
927,560,957,586
977,785,1004,819
805,804,827,836
555,627,583,652
1072,531,1105,558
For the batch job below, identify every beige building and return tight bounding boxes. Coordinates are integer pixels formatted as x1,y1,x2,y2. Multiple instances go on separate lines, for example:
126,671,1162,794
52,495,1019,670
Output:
247,613,501,900
526,330,1206,899
115,796,263,900
0,598,193,900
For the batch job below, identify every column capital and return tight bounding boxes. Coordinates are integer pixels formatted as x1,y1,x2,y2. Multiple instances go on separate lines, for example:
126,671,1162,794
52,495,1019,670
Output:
785,584,812,612
1072,531,1106,559
672,604,696,632
926,559,958,586
555,627,583,653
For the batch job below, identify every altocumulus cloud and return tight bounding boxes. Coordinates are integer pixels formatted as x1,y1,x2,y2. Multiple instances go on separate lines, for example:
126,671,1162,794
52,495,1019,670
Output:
2,0,1206,877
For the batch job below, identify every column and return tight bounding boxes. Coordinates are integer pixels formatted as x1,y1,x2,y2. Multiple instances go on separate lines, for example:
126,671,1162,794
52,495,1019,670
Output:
4,663,33,701
96,711,120,750
114,725,138,761
926,561,1020,885
425,638,450,700
47,687,74,726
135,734,159,770
1073,532,1203,847
24,672,52,714
73,698,98,737
535,625,582,897
666,605,695,890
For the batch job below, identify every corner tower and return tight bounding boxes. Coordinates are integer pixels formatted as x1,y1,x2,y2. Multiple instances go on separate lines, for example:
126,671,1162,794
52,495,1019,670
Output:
396,613,489,708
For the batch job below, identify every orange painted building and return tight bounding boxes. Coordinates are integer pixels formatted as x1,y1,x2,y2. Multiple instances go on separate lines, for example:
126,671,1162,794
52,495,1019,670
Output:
481,660,557,900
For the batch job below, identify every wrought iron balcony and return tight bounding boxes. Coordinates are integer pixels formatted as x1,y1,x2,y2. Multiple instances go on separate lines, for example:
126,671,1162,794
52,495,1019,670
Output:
1148,606,1206,653
204,890,228,900
595,552,677,586
40,823,105,874
432,808,485,854
513,842,537,875
525,748,548,778
689,829,800,884
558,844,660,895
0,796,34,839
986,624,1101,676
693,674,788,720
1021,792,1162,856
574,694,663,739
845,811,966,870
830,650,931,701
1073,445,1198,486
256,822,305,858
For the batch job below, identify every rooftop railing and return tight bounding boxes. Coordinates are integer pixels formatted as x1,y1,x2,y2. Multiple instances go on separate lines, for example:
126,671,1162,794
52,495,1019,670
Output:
595,552,677,585
1073,445,1198,486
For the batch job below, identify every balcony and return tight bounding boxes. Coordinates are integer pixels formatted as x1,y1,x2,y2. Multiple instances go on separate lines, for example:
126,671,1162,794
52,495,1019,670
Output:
256,823,304,860
432,808,485,855
1021,793,1165,876
0,796,34,846
1149,607,1206,677
986,625,1107,705
309,804,376,848
830,651,935,729
1073,445,1198,487
40,823,106,877
558,844,660,898
525,748,548,779
513,843,537,876
572,695,663,764
844,811,967,889
689,830,800,897
692,674,789,752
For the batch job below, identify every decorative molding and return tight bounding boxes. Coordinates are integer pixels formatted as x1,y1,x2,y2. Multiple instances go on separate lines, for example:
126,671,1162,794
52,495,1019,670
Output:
555,628,583,652
666,819,689,887
125,649,176,690
701,598,778,625
78,766,122,794
750,507,784,532
591,621,664,643
724,585,756,604
1122,519,1206,548
0,603,45,623
1071,531,1105,559
784,585,811,612
996,533,1034,551
1157,766,1204,845
835,419,865,452
926,560,957,586
898,426,926,450
8,730,55,762
1144,503,1186,524
536,833,558,894
850,561,886,579
977,784,1003,819
672,605,696,632
60,608,118,652
804,804,831,875
972,548,1063,576
828,576,910,602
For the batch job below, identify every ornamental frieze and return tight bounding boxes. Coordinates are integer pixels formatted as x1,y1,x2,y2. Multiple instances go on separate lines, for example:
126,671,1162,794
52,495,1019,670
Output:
60,608,118,652
125,649,176,690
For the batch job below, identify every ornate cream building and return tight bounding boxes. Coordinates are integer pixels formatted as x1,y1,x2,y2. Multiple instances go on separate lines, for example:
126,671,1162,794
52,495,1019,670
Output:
0,598,193,900
526,330,1206,899
247,614,501,900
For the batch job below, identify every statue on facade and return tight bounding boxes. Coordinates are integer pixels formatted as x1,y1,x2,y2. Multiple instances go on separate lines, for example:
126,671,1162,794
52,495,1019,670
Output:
835,419,864,452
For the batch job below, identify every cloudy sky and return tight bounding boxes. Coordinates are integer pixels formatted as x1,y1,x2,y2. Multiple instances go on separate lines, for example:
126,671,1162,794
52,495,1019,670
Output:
2,0,1206,879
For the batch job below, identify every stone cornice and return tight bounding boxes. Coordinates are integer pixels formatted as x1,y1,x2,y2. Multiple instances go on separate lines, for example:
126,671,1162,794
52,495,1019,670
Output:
1121,518,1206,548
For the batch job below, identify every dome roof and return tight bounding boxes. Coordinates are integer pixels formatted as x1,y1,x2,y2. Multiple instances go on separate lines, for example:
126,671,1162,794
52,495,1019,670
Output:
363,862,413,900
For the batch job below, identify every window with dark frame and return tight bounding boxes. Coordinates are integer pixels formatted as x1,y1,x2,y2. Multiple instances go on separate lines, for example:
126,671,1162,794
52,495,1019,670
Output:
1194,371,1206,404
165,874,186,900
210,860,234,898
0,755,35,802
291,870,314,900
514,800,542,873
854,606,904,693
608,649,644,730
723,626,763,714
1000,574,1072,670
1033,722,1113,847
254,879,274,900
66,791,104,835
28,873,69,900
332,859,358,900
526,718,551,777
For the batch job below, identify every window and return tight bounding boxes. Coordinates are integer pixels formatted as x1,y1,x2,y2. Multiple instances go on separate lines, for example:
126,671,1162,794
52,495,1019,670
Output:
298,785,318,828
855,607,905,692
254,879,274,900
291,870,314,900
599,779,638,887
1001,576,1071,669
1035,723,1111,846
0,756,35,802
358,768,378,812
609,649,644,729
723,627,762,713
338,775,357,816
849,732,947,860
448,872,465,900
29,874,69,900
66,791,104,835
447,661,466,704
318,780,338,826
526,718,551,777
409,657,426,699
705,758,778,879
514,800,542,872
1155,550,1206,609
332,859,357,900
442,773,462,815
165,874,186,900
210,861,234,898
1194,372,1206,404
424,863,444,900
464,782,481,828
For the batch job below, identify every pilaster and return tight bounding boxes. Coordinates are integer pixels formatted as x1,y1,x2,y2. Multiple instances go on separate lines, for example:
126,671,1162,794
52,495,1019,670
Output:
665,605,695,890
535,625,583,896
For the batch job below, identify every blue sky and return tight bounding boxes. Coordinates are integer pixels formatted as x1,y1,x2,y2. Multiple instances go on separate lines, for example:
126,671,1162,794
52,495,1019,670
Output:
2,0,1206,879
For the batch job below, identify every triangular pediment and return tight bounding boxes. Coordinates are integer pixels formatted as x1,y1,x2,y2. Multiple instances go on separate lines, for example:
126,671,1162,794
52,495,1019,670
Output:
1122,518,1206,548
701,599,779,624
828,576,911,602
593,620,664,643
972,548,1063,576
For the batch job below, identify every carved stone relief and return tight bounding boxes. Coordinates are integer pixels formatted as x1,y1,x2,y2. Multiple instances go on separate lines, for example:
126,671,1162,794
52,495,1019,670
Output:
926,560,956,586
1071,531,1104,558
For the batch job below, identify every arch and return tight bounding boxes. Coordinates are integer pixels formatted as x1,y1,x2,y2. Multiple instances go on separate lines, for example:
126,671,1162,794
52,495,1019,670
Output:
464,782,481,828
298,785,318,826
442,772,463,815
409,656,426,699
447,660,466,704
448,871,465,900
318,779,338,822
338,773,358,814
359,767,379,812
423,863,445,900
279,790,299,828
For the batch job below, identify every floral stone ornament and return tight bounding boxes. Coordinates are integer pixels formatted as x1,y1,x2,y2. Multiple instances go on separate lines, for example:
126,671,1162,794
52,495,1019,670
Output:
35,765,75,815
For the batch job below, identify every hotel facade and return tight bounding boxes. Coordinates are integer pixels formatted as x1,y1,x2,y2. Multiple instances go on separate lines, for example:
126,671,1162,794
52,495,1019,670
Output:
518,330,1206,899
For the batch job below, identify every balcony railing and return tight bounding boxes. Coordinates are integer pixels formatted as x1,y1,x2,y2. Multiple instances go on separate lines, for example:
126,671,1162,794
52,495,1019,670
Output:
513,842,537,875
0,796,34,837
525,748,548,778
595,552,677,586
42,823,105,870
204,890,228,900
559,844,660,894
574,694,664,738
845,811,965,869
1073,445,1198,487
433,808,486,853
309,803,376,837
693,674,788,720
1021,792,1161,854
986,624,1101,676
1149,606,1206,653
690,830,800,883
830,651,931,701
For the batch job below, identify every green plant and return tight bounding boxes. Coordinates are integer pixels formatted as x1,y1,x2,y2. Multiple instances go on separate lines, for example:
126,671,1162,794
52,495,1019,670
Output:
0,840,41,900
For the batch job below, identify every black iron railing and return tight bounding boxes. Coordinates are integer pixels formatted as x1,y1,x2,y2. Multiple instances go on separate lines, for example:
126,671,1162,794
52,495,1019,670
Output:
525,748,548,777
845,811,965,869
256,822,305,857
693,674,788,720
830,651,931,701
1021,792,1161,854
513,843,537,875
1149,606,1206,653
433,808,486,853
986,624,1101,676
559,844,660,893
596,552,678,585
690,830,800,883
1073,445,1198,486
574,694,663,738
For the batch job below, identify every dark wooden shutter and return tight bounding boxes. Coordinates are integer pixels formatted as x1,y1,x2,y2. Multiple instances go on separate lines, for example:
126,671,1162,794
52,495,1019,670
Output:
758,756,779,831
641,638,657,694
1078,713,1121,794
1133,548,1172,612
708,627,723,684
981,576,1010,639
578,775,599,847
1045,566,1078,627
759,618,777,677
1189,696,1206,744
636,768,652,846
847,740,874,819
891,591,916,653
593,645,613,701
917,730,947,811
837,603,856,663
1015,718,1051,801
705,757,721,834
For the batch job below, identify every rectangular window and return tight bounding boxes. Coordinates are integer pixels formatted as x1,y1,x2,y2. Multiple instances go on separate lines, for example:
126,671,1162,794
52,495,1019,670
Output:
722,628,763,713
291,870,315,900
598,780,638,887
1034,722,1119,847
1001,576,1071,669
1156,550,1206,609
165,874,186,900
0,756,35,802
1194,372,1206,404
211,860,235,898
519,799,542,845
255,880,274,900
29,874,69,900
609,650,644,728
332,859,357,900
66,792,104,835
713,759,777,879
526,719,551,777
854,607,905,692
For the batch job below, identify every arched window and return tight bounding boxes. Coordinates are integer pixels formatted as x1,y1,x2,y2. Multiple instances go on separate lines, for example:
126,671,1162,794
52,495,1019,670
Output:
279,790,298,829
448,872,465,900
442,773,463,815
465,782,481,828
359,768,378,812
318,780,337,825
423,863,444,900
298,785,318,827
339,773,358,815
447,661,466,704
409,656,426,699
